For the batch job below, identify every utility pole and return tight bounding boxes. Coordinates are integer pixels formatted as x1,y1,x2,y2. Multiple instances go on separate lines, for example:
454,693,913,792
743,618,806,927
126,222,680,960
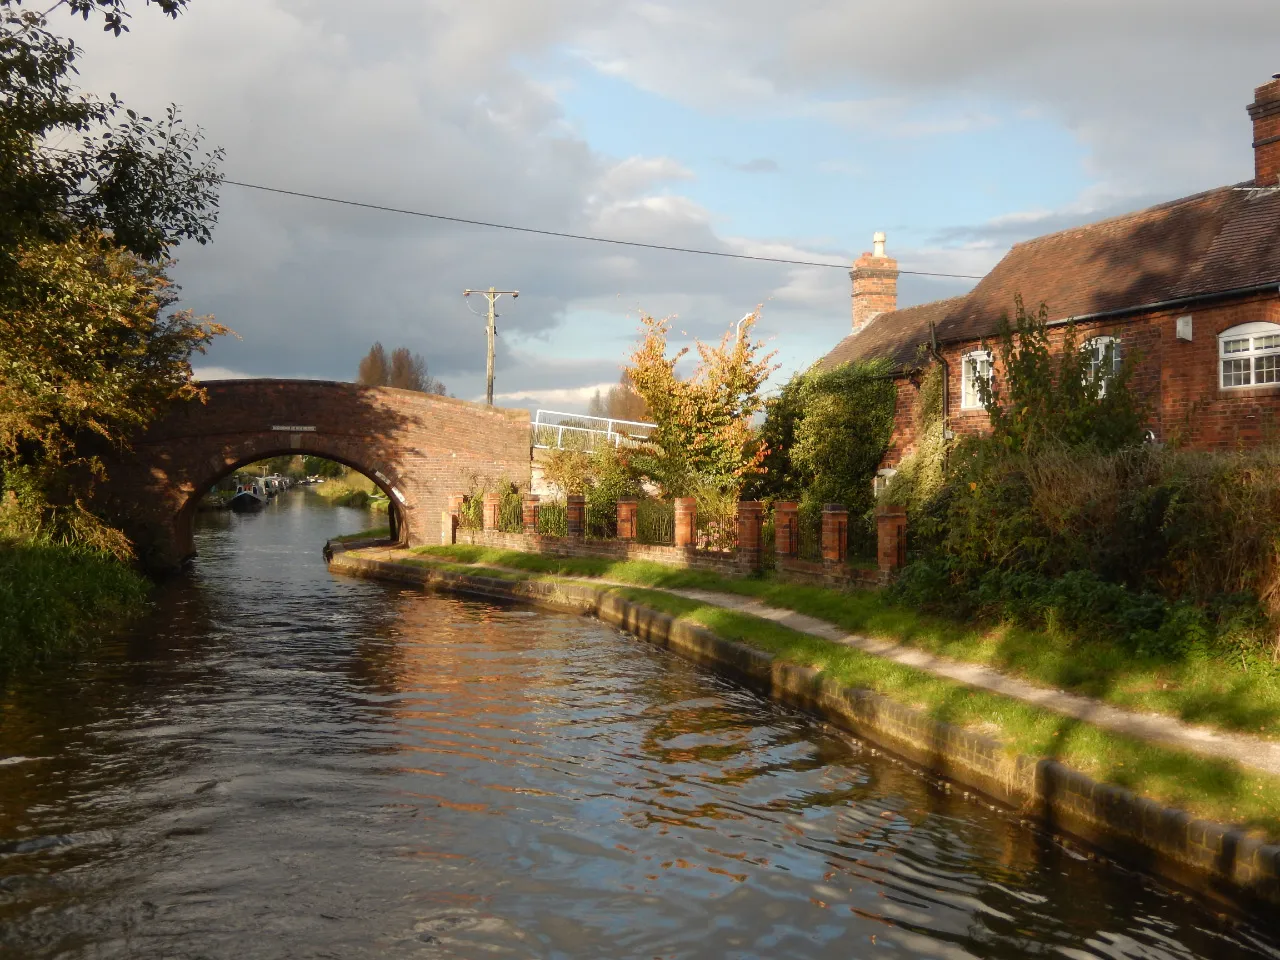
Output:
463,286,518,405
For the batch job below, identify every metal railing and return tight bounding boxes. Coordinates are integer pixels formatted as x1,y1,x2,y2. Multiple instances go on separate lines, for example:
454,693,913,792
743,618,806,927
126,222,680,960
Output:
531,409,657,452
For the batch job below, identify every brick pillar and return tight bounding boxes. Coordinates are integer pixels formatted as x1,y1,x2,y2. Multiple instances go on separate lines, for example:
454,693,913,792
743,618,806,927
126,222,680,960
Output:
736,501,764,573
442,492,466,545
821,503,848,564
773,501,799,558
876,504,907,580
566,494,586,539
673,497,696,548
483,492,502,531
522,495,540,535
616,498,638,540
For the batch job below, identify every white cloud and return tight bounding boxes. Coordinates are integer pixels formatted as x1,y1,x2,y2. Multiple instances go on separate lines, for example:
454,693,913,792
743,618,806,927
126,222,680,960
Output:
192,366,256,381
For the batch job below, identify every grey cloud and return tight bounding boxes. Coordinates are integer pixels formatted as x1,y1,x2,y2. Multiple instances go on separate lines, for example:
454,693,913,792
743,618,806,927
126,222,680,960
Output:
725,157,781,173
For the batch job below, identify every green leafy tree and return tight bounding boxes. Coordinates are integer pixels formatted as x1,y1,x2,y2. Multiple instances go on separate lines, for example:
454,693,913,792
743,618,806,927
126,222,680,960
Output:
977,296,1147,454
0,0,225,553
302,456,345,479
0,236,226,553
748,358,896,511
789,358,897,511
0,1,221,266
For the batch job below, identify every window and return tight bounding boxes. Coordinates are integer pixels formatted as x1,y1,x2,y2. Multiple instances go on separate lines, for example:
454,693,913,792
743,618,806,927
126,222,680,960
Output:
1218,322,1280,389
1083,336,1121,396
873,468,897,498
960,350,992,409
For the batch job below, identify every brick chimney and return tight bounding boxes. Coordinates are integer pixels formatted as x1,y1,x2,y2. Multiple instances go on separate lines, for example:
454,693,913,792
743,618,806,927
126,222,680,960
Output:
1249,75,1280,187
850,231,899,335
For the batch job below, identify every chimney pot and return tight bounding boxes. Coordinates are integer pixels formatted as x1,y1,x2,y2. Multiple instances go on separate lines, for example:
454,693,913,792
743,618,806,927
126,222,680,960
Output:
850,232,898,335
1248,75,1280,186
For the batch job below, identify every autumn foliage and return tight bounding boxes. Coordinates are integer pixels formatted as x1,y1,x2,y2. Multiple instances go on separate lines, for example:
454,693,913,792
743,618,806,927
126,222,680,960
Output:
624,311,777,496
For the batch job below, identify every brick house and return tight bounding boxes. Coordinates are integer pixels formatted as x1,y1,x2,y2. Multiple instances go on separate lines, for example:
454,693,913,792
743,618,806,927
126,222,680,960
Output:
816,75,1280,486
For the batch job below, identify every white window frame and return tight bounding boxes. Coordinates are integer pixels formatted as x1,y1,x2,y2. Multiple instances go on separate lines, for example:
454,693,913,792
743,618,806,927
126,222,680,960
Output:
873,467,897,498
1083,335,1122,397
960,350,993,410
1218,322,1280,390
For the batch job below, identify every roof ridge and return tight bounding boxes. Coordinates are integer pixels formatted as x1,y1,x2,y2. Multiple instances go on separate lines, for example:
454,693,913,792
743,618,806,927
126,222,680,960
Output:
1004,182,1246,251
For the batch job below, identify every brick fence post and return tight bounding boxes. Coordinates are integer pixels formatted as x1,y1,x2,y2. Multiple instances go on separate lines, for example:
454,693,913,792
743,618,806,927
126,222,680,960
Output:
566,494,586,539
876,503,907,582
522,495,540,536
617,498,638,540
673,497,696,548
442,492,467,544
773,501,799,559
483,492,502,531
736,500,763,573
821,503,848,565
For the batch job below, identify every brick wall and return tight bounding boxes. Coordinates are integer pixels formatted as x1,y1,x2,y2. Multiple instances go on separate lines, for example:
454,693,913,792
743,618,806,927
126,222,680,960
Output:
877,290,1280,473
97,380,531,569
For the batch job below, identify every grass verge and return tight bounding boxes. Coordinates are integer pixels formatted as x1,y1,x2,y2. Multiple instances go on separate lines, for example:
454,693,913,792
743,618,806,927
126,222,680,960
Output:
331,527,390,543
412,544,1280,743
385,548,1280,835
0,539,150,676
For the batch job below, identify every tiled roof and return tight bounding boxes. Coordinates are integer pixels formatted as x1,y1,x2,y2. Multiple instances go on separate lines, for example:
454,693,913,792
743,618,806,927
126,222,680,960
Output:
815,298,962,372
815,182,1280,374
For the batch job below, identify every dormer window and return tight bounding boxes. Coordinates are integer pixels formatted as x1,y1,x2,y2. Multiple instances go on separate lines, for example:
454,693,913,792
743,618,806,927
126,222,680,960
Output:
1219,322,1280,389
960,350,992,410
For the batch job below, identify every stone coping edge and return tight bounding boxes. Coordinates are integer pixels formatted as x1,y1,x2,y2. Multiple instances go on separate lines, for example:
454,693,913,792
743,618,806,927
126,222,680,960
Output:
326,543,1280,913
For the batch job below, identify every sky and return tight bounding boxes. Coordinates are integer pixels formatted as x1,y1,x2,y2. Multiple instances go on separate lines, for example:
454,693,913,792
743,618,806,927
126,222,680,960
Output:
60,0,1280,411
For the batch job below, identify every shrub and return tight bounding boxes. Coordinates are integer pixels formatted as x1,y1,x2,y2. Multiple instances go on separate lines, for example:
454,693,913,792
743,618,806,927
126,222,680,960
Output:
457,476,525,532
694,486,738,551
537,499,567,537
977,296,1148,454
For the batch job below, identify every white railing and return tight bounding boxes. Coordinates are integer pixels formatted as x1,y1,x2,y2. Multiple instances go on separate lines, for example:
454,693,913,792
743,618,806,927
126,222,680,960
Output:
532,409,657,451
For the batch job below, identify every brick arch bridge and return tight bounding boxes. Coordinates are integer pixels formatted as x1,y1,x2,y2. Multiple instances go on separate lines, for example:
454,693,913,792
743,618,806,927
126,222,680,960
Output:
97,380,531,570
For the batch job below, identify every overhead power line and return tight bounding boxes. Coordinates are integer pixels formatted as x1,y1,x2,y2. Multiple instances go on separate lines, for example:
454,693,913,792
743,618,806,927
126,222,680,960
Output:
220,179,986,280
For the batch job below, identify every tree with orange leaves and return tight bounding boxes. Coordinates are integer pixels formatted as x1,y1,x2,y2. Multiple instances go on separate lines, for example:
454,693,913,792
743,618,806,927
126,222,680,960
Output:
624,310,777,496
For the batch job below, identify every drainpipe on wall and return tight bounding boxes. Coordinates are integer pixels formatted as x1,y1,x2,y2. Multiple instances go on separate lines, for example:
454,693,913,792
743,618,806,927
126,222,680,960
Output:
928,322,953,443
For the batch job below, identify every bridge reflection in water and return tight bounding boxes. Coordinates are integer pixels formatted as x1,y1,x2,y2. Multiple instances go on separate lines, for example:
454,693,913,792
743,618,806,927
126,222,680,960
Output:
1,492,1274,957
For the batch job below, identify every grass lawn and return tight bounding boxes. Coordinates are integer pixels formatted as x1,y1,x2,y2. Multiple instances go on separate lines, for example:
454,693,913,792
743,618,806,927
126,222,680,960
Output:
412,544,1280,743
383,546,1280,835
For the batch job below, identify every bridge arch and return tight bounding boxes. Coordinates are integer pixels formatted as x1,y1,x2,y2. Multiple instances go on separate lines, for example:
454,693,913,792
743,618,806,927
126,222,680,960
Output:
97,380,530,570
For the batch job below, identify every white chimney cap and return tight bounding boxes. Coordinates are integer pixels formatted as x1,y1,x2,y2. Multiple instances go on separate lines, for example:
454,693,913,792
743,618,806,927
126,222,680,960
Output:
872,231,887,258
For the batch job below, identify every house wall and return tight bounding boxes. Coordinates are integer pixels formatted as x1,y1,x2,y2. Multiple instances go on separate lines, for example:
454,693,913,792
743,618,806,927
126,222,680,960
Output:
876,290,1280,473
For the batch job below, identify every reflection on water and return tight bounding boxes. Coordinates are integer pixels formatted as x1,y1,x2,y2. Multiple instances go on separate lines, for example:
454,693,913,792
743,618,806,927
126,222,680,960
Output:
1,490,1278,958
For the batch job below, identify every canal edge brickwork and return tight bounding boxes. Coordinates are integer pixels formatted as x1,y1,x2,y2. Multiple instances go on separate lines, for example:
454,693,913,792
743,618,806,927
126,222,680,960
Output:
326,543,1280,913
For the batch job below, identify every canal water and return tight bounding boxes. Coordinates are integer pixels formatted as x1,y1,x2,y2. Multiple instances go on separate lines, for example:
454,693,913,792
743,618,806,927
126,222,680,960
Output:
2,491,1278,959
